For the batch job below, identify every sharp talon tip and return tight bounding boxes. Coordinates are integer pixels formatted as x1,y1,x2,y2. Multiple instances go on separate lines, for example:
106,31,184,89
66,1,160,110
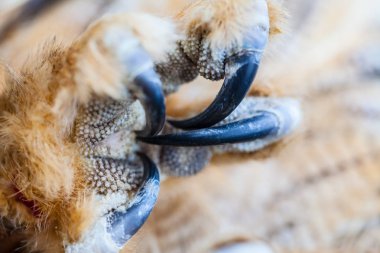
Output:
107,154,160,247
263,98,302,138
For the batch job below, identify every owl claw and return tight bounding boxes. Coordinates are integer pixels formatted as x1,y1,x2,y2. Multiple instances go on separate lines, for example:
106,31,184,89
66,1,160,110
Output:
140,98,300,147
107,153,160,246
169,50,262,130
168,5,270,130
140,112,276,146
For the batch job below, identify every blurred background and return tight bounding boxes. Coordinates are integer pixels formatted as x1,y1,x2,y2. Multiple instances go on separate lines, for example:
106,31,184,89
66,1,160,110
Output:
1,0,380,252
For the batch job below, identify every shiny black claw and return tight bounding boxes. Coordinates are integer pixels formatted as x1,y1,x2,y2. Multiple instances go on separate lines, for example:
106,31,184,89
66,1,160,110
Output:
169,50,261,130
107,154,160,246
168,0,270,130
139,112,279,146
121,43,166,137
133,68,166,137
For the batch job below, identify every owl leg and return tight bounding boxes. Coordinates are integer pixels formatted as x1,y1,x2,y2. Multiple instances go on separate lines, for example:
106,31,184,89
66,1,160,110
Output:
69,15,178,250
156,0,270,129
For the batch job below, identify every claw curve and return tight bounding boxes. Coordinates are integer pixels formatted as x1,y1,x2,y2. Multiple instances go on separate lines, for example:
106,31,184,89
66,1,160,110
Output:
168,1,270,130
107,153,160,246
117,40,167,137
169,50,262,130
140,112,279,147
133,68,166,137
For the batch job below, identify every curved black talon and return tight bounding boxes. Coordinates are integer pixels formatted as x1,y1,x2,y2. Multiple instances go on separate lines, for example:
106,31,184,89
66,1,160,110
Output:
139,112,279,147
134,68,166,137
107,153,160,246
169,50,261,130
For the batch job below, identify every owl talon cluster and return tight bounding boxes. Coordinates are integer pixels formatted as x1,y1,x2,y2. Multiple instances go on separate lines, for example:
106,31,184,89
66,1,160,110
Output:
69,0,301,251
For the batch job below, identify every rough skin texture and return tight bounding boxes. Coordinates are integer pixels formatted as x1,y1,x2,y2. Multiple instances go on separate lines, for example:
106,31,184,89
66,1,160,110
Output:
75,98,144,195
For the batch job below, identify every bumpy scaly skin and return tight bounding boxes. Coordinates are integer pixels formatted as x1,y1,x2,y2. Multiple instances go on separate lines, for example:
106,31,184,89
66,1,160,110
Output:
75,97,145,195
156,31,226,94
156,24,237,94
158,141,213,177
155,40,200,94
74,95,219,180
